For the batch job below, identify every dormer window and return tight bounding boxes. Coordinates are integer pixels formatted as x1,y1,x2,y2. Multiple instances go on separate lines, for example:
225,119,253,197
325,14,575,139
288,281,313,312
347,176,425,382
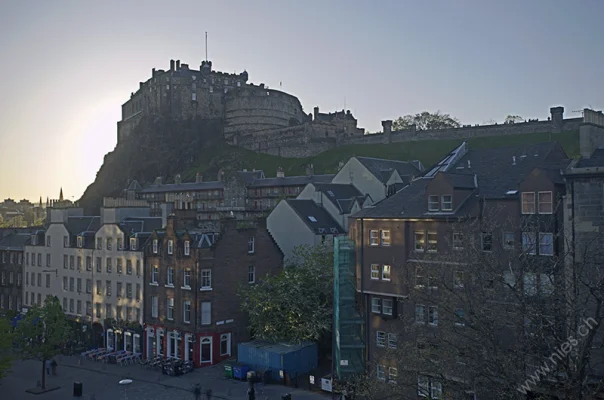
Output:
428,195,439,211
167,240,173,255
130,238,137,251
64,236,69,247
77,236,83,248
152,239,158,254
31,235,37,246
184,241,190,256
538,191,553,214
441,195,453,211
521,192,536,214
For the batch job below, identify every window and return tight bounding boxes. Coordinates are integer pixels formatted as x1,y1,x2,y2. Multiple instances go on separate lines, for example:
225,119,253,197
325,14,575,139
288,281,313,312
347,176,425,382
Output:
428,195,439,211
86,301,92,316
117,238,123,250
388,367,398,383
415,304,425,323
418,376,442,399
77,236,83,248
26,253,29,266
481,232,493,251
376,331,386,347
86,279,92,294
63,236,68,247
376,365,386,381
136,284,140,300
167,267,174,286
441,195,452,211
183,301,191,323
414,231,425,251
46,236,51,247
96,280,102,295
371,297,381,313
151,265,158,284
183,268,191,287
167,298,174,320
96,257,101,272
126,283,132,299
370,264,380,280
38,254,42,266
503,232,515,249
151,296,158,318
522,232,536,255
46,254,51,267
452,232,463,250
455,309,465,326
248,237,255,253
17,253,22,265
428,306,438,326
106,304,112,318
369,230,379,246
62,276,67,290
220,333,231,356
454,271,464,289
126,260,132,274
383,299,393,315
167,240,173,255
152,239,158,254
136,260,141,276
200,301,211,325
106,280,111,296
184,240,190,256
415,266,425,287
427,232,437,252
106,238,112,250
538,191,553,214
248,266,255,283
201,269,212,289
86,256,92,271
539,233,554,256
382,265,391,281
31,253,35,266
388,333,397,349
96,238,102,250
130,238,137,250
380,230,391,246
521,192,536,214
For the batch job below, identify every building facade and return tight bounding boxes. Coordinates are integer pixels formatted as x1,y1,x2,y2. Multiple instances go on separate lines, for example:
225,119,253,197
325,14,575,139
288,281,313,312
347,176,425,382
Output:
143,216,283,367
0,232,28,313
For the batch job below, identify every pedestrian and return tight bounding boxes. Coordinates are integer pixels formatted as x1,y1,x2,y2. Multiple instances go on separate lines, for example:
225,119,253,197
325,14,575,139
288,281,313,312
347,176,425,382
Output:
51,359,57,375
45,359,51,375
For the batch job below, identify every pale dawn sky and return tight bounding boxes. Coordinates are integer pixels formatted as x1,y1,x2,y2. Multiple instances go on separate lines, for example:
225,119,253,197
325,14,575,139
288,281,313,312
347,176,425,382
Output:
0,0,602,202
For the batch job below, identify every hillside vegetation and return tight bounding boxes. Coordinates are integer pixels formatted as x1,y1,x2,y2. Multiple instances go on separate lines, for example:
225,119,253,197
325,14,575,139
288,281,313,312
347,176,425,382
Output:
79,116,580,214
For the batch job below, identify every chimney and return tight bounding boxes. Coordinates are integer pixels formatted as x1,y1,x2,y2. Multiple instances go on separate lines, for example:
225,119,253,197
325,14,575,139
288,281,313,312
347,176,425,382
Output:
337,161,345,171
313,106,319,121
550,106,564,132
305,164,314,176
176,60,180,70
195,173,203,183
276,166,285,178
382,120,393,135
174,174,182,185
170,59,175,71
512,156,516,165
154,176,163,186
166,214,176,232
152,68,156,76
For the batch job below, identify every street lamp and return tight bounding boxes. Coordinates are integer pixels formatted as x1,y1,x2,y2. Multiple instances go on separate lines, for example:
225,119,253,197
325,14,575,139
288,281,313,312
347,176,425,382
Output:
118,379,132,400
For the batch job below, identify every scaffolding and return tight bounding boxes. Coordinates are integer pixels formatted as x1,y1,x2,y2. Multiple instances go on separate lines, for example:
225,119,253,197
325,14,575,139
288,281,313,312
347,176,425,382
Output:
333,237,365,379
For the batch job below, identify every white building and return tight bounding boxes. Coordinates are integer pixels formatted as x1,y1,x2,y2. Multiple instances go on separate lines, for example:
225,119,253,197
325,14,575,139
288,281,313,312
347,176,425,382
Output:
23,198,162,353
267,157,424,262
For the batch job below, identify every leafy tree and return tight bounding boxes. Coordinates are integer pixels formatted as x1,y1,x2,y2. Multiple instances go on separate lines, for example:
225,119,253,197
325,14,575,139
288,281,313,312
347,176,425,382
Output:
15,297,71,389
0,315,14,379
239,243,334,343
505,115,524,124
392,111,460,131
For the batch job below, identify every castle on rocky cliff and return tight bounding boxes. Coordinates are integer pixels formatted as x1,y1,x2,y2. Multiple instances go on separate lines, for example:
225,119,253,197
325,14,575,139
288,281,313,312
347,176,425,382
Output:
117,59,604,158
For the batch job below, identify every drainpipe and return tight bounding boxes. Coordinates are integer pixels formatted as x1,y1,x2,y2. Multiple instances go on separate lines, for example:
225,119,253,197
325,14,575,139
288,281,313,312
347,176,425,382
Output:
360,218,368,371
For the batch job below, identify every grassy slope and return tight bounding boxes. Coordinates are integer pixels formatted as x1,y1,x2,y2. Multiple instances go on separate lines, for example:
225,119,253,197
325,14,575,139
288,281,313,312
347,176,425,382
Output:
182,130,580,181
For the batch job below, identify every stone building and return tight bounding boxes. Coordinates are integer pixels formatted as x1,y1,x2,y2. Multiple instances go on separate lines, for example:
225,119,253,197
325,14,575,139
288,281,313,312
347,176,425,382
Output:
0,232,28,313
143,216,282,367
347,141,573,398
23,198,161,351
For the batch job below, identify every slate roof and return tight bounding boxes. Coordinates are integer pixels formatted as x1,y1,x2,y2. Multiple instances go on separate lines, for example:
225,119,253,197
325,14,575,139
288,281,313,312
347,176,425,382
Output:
353,141,569,219
119,217,163,235
286,199,346,235
248,174,335,188
356,157,422,184
0,233,31,250
139,181,224,193
313,183,362,214
66,216,101,235
237,170,265,184
576,148,604,168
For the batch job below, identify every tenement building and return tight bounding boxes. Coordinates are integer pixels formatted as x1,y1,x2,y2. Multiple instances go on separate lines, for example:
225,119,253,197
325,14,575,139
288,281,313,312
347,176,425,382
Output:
23,198,161,352
0,232,28,313
143,215,282,367
349,141,578,398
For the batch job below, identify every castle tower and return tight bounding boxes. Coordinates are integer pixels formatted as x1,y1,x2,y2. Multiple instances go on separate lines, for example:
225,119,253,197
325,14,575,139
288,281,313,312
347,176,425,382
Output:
59,187,64,201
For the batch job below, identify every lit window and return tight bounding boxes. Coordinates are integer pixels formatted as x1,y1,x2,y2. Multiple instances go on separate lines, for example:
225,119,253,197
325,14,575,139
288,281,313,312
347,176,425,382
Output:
151,265,158,284
521,192,536,214
167,240,173,255
369,230,379,246
382,265,391,281
152,239,158,254
380,230,391,246
370,264,380,280
426,232,437,252
414,231,425,251
184,241,190,256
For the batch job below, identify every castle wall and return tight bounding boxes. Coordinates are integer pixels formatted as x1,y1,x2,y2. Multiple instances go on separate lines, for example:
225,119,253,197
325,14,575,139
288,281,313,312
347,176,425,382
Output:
223,87,308,140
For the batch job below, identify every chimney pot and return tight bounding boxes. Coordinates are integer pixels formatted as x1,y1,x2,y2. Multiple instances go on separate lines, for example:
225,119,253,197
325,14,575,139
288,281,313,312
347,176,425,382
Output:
276,166,285,178
170,59,175,71
176,60,180,70
313,106,319,121
382,120,393,135
195,173,203,183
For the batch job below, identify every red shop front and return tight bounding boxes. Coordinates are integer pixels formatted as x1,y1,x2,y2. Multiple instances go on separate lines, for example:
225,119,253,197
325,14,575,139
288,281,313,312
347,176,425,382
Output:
143,324,233,367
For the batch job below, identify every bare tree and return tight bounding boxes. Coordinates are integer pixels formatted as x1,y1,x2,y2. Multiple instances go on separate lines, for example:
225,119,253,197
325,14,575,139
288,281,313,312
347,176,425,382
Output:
345,201,604,400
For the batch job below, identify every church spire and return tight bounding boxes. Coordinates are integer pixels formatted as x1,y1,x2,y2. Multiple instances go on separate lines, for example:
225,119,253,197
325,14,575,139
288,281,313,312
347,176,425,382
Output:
59,187,64,201
39,196,42,207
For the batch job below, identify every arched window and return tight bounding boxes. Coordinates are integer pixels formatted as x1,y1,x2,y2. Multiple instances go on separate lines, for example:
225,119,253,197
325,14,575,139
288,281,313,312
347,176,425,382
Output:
220,333,231,356
200,337,212,363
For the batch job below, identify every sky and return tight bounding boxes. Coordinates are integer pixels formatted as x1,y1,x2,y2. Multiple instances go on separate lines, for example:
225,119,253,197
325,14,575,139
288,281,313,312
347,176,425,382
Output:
0,0,603,202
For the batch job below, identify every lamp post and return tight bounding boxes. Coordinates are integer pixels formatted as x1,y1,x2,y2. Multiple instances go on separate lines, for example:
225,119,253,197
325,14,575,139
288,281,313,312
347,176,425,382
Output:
118,379,132,400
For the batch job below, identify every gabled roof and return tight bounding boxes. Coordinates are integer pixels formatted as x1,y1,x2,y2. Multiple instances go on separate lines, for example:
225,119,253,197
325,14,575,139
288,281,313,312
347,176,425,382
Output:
248,174,335,188
127,180,143,191
286,199,346,235
0,233,31,250
355,157,422,184
576,148,604,168
119,217,163,235
445,173,477,189
313,183,362,214
237,170,265,184
66,216,101,236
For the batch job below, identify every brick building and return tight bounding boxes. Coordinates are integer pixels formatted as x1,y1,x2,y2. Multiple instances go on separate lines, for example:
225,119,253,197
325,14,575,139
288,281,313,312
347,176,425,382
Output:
143,216,283,367
0,232,28,313
347,141,573,398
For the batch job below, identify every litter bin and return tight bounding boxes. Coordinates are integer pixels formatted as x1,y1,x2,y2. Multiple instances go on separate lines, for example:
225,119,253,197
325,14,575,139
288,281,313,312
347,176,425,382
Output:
73,381,83,397
224,363,234,379
233,364,249,380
